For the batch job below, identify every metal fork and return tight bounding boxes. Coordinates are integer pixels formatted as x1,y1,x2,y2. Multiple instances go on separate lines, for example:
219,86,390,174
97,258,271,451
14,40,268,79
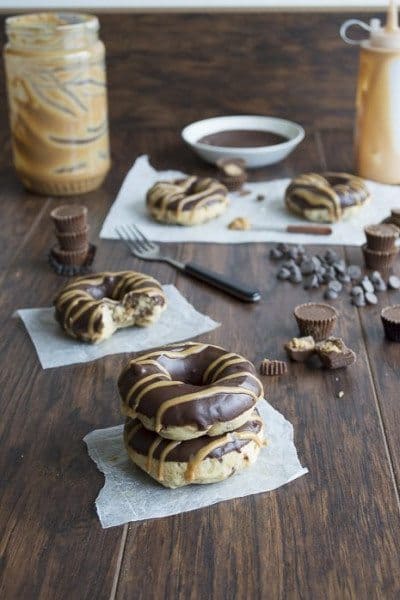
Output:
116,224,261,302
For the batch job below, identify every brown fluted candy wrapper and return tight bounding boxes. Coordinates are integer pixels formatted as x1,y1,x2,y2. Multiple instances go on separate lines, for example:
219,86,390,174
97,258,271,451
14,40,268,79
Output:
285,336,316,362
56,225,89,251
259,359,288,376
364,224,399,251
362,244,399,274
50,204,88,233
294,302,338,342
49,243,96,277
381,305,400,342
51,244,89,266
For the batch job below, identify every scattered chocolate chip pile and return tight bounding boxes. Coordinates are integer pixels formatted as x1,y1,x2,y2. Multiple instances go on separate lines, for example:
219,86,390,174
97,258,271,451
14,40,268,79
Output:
270,243,399,306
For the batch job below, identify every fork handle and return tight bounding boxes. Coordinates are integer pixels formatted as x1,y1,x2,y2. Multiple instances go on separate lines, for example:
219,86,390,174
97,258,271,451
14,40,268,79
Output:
183,262,261,302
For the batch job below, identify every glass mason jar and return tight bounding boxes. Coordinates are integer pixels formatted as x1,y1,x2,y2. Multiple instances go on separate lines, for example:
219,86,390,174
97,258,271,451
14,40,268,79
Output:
4,13,110,195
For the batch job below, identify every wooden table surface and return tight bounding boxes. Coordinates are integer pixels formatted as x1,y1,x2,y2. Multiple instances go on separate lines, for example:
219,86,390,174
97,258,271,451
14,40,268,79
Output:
1,11,400,600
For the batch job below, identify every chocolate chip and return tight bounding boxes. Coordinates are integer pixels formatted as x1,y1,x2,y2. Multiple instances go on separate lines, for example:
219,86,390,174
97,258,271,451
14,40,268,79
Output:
365,292,378,305
325,250,339,264
296,245,306,256
304,274,320,289
277,243,289,253
300,259,315,275
352,293,366,307
328,280,343,293
269,247,283,260
311,256,322,270
351,286,364,296
361,278,374,293
324,289,338,300
347,265,362,281
373,278,387,292
290,267,303,283
333,260,346,275
337,273,351,284
277,267,291,280
370,271,382,282
256,194,265,201
388,275,400,290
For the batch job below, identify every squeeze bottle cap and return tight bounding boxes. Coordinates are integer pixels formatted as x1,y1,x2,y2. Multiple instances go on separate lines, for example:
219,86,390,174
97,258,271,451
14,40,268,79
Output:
340,0,400,49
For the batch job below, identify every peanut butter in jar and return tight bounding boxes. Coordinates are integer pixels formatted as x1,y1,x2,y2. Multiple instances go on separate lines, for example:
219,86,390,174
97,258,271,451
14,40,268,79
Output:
4,12,110,195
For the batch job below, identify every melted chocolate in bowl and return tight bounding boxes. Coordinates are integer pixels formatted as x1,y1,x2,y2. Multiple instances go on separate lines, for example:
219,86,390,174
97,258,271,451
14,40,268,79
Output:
197,129,289,148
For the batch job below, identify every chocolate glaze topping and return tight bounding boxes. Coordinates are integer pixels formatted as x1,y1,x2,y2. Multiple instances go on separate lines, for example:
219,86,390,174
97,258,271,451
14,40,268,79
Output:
198,129,288,148
118,342,264,429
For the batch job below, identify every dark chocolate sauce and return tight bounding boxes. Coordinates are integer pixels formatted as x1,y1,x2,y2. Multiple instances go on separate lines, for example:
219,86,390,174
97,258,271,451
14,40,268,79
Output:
198,129,289,148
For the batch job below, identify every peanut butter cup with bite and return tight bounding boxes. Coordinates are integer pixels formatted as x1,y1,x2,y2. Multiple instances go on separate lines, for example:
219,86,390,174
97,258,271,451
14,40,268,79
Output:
294,302,338,341
315,337,356,369
285,336,316,362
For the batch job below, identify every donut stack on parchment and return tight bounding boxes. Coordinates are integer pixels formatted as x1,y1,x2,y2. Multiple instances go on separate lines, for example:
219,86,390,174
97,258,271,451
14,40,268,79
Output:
118,342,267,488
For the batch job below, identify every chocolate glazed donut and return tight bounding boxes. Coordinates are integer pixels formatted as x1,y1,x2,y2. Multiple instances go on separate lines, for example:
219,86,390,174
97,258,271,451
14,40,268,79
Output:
285,172,370,223
54,271,167,343
118,342,264,441
146,176,229,226
124,409,265,488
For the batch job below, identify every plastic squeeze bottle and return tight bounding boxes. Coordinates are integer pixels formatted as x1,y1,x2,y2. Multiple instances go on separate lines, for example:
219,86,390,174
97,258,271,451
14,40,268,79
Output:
341,0,400,183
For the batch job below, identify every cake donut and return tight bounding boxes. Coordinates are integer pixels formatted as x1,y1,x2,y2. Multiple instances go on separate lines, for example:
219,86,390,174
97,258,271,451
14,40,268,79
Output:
118,342,264,441
124,409,265,488
285,172,370,223
146,176,229,226
54,271,167,343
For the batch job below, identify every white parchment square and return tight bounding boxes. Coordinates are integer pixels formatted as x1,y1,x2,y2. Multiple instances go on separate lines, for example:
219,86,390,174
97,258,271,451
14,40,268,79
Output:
16,285,219,369
99,154,400,246
84,400,308,528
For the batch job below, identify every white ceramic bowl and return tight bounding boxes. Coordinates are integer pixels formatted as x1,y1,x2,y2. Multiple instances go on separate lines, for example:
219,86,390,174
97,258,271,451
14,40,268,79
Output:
182,115,305,169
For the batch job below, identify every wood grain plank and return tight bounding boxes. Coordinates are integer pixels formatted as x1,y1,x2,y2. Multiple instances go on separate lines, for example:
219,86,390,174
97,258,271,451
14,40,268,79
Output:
321,129,400,488
0,130,186,600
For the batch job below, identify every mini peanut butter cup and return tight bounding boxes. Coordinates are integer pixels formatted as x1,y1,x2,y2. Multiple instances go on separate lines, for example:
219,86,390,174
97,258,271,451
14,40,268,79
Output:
381,305,400,342
362,244,399,274
216,158,247,191
285,335,316,362
364,223,399,251
56,225,89,251
51,244,89,266
50,204,88,233
294,302,338,341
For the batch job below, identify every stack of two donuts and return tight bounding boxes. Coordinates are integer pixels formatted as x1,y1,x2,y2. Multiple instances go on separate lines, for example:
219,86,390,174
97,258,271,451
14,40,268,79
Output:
118,342,266,488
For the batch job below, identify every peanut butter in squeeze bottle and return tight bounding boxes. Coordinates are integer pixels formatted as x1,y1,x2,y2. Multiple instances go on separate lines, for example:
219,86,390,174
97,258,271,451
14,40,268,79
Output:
341,0,400,184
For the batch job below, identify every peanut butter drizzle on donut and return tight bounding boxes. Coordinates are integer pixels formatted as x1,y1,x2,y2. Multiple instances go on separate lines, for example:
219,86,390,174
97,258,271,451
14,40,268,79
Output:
154,385,259,433
125,372,171,406
157,441,181,481
285,173,369,223
54,271,165,341
146,437,163,472
147,176,228,220
184,429,265,482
